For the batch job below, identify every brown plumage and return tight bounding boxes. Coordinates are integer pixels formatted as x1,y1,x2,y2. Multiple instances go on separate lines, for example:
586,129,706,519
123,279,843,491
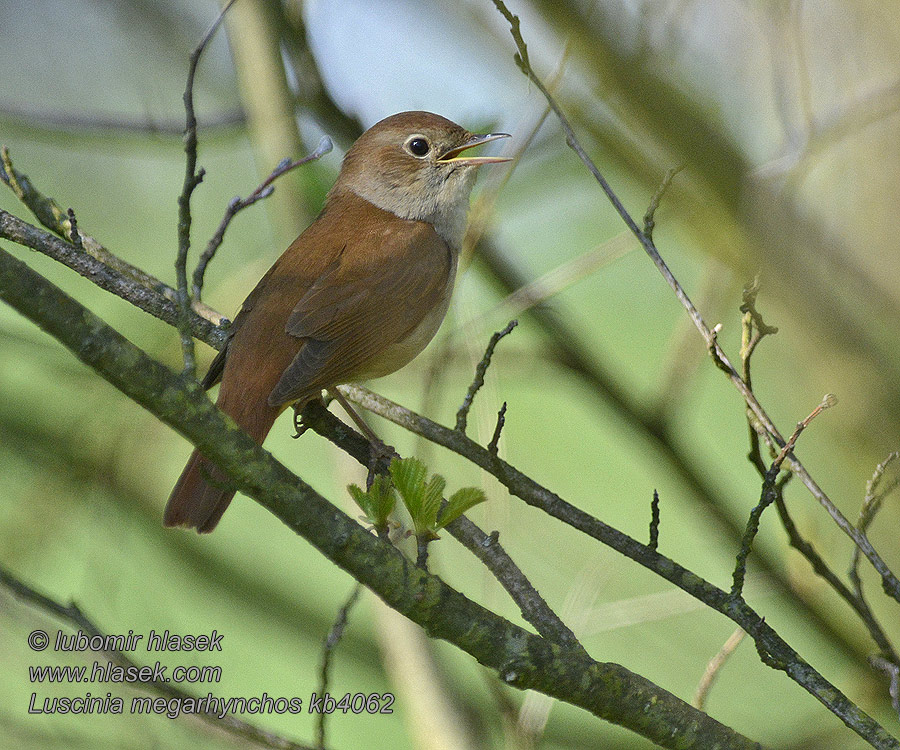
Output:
164,111,509,532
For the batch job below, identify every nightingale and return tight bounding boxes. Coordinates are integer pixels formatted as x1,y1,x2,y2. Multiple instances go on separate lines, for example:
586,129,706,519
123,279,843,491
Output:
165,111,510,532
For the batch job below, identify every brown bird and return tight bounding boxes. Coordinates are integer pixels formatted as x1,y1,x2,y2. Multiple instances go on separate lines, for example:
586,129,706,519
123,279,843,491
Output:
165,111,510,532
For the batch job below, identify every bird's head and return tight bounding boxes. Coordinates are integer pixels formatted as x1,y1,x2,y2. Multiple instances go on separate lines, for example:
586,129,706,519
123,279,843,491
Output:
332,111,510,245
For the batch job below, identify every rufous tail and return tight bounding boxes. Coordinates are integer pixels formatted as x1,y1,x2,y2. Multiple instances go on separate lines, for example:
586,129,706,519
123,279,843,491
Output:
164,403,278,533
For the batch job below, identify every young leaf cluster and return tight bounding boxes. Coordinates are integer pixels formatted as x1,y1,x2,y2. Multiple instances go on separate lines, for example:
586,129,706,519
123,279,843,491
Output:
347,473,395,533
348,457,487,540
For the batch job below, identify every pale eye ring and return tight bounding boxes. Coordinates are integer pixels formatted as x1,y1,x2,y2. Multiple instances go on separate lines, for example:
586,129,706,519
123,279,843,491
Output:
405,136,431,158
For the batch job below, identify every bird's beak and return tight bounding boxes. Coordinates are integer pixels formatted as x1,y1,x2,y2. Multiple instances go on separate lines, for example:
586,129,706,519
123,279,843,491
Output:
438,132,512,165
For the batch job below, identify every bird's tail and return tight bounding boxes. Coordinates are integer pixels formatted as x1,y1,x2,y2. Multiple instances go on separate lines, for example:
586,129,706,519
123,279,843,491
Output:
164,402,278,533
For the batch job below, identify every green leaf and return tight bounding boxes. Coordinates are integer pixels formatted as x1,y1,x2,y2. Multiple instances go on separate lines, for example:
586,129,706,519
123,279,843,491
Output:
347,484,372,518
368,473,396,522
388,457,488,538
420,473,447,532
436,487,487,529
390,457,428,516
347,475,396,528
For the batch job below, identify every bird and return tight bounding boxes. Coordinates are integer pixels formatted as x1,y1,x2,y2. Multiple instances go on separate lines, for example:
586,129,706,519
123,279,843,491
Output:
164,111,510,532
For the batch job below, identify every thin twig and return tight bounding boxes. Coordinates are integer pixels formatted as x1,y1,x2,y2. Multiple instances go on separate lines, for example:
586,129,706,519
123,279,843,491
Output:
648,490,660,552
852,453,900,586
731,468,779,601
643,165,684,240
456,320,517,433
490,0,900,605
488,402,508,456
176,0,238,376
772,394,837,470
0,564,314,750
848,453,900,675
694,628,747,710
740,282,777,474
192,136,332,300
732,396,835,599
316,584,362,750
850,452,900,607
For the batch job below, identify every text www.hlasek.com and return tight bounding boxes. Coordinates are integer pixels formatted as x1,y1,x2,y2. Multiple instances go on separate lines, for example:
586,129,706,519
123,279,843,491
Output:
29,661,221,685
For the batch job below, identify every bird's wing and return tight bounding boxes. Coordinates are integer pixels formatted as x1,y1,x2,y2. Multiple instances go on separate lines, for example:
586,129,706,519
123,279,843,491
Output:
267,218,453,407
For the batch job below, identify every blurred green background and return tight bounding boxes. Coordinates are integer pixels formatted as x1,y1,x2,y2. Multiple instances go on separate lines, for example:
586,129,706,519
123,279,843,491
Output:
1,1,898,748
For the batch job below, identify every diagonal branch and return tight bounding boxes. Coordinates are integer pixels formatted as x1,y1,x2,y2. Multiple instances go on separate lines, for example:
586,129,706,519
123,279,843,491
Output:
455,319,517,433
489,0,900,606
0,208,226,348
0,244,766,750
337,381,899,750
0,147,225,326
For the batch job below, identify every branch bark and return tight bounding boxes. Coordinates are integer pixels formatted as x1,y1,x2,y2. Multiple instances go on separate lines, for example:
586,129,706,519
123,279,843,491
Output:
0,243,767,750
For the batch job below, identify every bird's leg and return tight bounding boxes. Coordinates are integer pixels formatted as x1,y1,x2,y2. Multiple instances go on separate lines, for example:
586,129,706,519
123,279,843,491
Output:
327,388,396,486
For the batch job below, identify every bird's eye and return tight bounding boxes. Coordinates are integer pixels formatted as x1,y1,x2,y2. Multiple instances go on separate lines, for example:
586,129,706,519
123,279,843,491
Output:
406,137,430,157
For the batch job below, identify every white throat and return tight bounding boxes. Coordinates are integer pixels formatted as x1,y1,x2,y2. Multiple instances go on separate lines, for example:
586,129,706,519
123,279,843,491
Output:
348,168,476,249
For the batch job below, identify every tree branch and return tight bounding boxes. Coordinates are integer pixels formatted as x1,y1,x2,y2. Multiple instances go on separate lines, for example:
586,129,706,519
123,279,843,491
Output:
489,0,900,608
176,0,237,375
337,382,899,749
0,147,225,326
192,136,332,300
455,319,517,433
0,244,767,750
0,209,226,347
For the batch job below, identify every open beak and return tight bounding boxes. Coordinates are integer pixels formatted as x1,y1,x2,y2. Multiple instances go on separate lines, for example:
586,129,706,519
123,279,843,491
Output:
438,132,512,165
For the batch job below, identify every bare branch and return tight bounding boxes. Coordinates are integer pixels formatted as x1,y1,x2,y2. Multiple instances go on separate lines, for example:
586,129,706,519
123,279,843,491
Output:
176,0,239,376
643,165,683,240
316,584,362,750
489,0,900,606
694,628,747,710
773,394,837,470
193,136,333,300
0,208,226,347
455,320,517,433
0,147,224,327
648,490,660,552
732,396,835,599
487,401,508,456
